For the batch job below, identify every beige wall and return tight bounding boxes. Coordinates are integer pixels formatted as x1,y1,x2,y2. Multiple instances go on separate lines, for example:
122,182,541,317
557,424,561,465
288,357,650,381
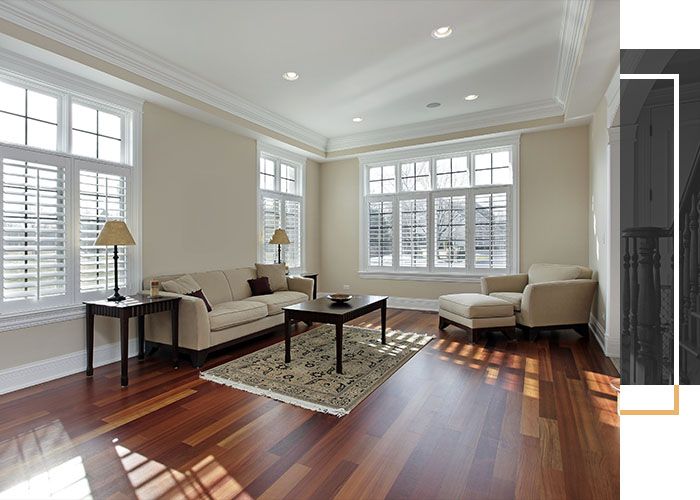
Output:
0,103,321,371
319,126,590,299
588,99,609,329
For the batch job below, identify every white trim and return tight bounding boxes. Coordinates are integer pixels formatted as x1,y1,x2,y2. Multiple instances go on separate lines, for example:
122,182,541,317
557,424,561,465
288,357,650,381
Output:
328,100,560,152
0,336,139,395
0,304,85,332
589,313,620,358
358,271,482,283
605,65,620,128
0,1,327,153
553,0,593,110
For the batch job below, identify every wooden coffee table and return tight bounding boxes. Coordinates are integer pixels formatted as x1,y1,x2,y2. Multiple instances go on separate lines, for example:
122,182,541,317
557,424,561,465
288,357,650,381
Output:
283,295,388,374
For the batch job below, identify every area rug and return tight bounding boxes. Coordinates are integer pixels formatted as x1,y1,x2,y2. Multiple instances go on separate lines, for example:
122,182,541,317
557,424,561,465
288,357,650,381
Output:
200,325,434,417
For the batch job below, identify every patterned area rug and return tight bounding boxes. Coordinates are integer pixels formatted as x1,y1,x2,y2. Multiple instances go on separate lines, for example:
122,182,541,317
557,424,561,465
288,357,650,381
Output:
201,325,433,417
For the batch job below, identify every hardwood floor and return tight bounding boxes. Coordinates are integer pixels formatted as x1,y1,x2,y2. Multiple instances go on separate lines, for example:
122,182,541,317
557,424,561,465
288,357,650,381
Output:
0,309,619,499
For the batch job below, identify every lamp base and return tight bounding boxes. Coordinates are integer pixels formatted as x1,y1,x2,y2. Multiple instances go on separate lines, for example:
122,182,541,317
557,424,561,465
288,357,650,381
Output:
107,291,127,302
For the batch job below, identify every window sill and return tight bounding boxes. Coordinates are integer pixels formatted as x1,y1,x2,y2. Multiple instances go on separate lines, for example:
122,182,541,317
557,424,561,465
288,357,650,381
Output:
358,271,499,283
0,304,86,333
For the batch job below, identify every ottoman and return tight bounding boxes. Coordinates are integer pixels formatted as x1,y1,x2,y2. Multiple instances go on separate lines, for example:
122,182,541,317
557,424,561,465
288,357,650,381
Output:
438,293,515,342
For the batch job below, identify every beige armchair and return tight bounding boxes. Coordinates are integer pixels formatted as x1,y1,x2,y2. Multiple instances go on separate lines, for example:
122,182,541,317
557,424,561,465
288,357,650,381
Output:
481,263,597,339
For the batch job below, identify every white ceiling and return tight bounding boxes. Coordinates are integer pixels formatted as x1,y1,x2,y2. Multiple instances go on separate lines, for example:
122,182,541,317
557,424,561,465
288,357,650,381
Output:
1,0,619,152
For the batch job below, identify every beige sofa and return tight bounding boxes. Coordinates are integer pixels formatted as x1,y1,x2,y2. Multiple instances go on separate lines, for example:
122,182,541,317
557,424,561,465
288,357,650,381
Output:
481,263,597,339
142,268,314,366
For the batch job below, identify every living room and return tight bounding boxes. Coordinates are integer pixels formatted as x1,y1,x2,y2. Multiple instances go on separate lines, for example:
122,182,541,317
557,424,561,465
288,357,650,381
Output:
0,1,620,499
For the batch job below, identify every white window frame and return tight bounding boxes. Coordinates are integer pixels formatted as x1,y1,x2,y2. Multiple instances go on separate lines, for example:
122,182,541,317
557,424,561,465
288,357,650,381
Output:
359,135,520,282
256,143,306,274
0,51,142,331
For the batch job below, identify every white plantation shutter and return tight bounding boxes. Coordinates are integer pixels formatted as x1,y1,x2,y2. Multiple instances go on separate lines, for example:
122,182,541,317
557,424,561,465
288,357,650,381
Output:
399,197,428,267
261,196,282,263
434,195,466,269
1,152,68,308
284,199,301,268
472,191,509,270
368,200,393,267
79,169,128,293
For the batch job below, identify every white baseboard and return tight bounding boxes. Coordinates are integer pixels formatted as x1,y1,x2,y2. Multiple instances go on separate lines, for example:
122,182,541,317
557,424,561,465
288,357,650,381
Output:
589,314,620,358
0,337,139,395
318,292,438,312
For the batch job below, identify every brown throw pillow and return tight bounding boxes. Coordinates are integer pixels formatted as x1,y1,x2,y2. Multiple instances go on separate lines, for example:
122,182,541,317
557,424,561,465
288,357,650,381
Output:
162,274,212,312
187,289,213,312
255,263,288,291
248,277,273,296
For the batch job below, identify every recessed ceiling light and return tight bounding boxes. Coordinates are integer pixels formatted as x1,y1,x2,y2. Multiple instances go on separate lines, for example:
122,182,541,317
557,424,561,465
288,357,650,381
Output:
352,117,363,123
426,102,441,108
464,94,479,101
282,71,299,81
431,26,453,39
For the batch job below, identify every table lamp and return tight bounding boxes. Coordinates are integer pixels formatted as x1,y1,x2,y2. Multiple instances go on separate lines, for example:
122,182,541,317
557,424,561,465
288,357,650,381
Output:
268,228,290,264
94,220,136,301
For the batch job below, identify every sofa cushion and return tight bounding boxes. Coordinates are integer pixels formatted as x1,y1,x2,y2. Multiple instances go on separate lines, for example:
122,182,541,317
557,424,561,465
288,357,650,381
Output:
208,300,268,331
224,267,257,300
490,292,523,312
528,263,591,284
161,275,213,311
255,263,288,291
248,277,273,296
438,293,513,319
190,271,233,305
242,290,307,315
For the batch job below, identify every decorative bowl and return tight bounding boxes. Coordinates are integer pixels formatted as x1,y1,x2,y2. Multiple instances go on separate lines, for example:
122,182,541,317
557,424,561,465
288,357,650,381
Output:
328,293,352,304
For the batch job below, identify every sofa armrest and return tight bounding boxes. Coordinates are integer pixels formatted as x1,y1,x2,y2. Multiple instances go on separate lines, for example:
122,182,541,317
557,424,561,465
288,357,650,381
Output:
481,273,528,294
287,276,314,299
519,279,597,327
142,290,211,351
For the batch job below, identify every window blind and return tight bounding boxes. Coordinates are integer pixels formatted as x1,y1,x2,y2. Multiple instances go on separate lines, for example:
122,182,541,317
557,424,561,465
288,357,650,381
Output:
2,157,66,303
261,196,281,263
284,199,301,269
79,170,127,293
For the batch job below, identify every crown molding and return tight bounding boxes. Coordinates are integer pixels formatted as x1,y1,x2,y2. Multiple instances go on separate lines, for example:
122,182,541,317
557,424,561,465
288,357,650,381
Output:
0,0,592,156
326,98,562,152
0,0,328,152
553,0,593,111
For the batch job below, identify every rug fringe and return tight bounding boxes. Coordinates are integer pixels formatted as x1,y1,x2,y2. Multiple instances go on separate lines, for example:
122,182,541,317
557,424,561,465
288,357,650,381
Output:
200,372,350,417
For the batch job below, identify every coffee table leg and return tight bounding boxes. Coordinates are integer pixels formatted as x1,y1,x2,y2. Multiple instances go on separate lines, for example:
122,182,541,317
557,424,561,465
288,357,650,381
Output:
336,322,343,374
285,311,291,363
381,299,387,345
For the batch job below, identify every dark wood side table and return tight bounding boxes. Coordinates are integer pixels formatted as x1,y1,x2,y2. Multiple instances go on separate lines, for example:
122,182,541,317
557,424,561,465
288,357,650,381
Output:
301,273,318,299
283,295,387,374
84,295,181,387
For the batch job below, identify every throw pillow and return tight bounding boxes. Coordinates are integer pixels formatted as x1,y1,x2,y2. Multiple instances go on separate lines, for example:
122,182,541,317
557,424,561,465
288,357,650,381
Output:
255,263,288,291
247,277,273,296
162,274,213,312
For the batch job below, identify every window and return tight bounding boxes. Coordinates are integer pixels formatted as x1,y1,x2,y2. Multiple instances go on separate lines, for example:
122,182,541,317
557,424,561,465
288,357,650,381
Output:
257,147,304,272
71,103,123,163
361,138,518,278
0,68,140,319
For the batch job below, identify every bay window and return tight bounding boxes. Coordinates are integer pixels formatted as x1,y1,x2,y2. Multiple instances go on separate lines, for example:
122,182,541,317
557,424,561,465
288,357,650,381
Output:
360,137,518,279
257,146,304,272
0,67,141,324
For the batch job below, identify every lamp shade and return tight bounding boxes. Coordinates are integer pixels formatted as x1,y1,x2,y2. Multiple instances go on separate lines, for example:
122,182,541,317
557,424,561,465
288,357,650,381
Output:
268,228,290,245
94,220,136,246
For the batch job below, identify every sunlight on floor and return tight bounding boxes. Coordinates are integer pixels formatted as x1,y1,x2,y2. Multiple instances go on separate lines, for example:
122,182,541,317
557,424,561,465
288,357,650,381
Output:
115,445,246,498
0,456,91,499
